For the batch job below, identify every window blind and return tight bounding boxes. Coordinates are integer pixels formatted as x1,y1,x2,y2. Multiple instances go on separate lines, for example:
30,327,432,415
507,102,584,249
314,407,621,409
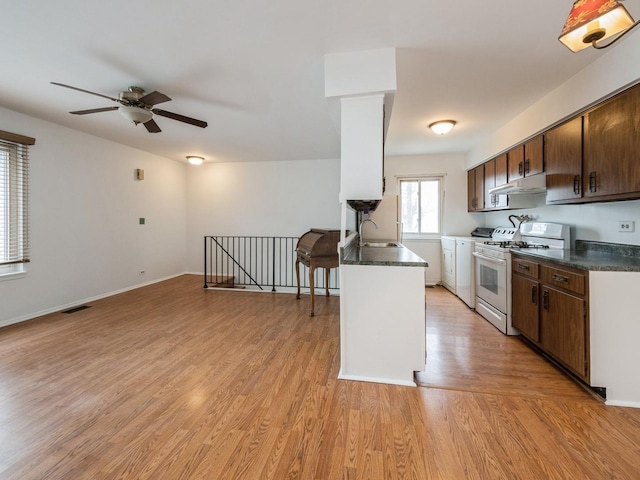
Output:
0,132,32,266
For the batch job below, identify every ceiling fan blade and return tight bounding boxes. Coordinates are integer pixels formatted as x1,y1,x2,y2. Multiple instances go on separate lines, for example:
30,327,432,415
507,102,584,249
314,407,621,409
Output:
143,119,161,133
152,108,208,128
70,106,119,115
51,82,120,103
139,91,171,106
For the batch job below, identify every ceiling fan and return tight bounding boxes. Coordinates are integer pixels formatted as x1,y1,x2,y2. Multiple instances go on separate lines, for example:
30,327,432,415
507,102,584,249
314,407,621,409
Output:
51,82,208,133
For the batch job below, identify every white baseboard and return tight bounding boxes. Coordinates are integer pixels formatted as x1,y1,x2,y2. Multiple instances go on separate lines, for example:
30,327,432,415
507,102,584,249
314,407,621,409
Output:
338,369,417,387
605,399,640,409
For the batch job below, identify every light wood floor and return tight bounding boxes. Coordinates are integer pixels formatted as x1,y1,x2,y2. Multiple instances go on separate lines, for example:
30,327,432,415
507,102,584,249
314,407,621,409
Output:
0,275,639,479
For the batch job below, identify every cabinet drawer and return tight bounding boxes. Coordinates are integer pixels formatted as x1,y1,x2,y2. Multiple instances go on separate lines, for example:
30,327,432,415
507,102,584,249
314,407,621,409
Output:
512,258,538,279
540,265,585,295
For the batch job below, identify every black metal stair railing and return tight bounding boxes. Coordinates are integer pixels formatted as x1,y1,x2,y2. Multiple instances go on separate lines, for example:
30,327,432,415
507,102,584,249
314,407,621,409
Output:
203,236,340,292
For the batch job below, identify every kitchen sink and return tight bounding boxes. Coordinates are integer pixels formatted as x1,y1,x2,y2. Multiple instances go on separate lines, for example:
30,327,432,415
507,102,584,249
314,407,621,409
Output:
361,242,402,248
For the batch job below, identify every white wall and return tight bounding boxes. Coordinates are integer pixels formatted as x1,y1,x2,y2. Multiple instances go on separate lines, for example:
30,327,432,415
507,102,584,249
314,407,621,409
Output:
484,196,640,247
0,108,187,327
469,29,640,167
8,32,640,323
464,29,640,248
186,158,341,273
383,153,482,284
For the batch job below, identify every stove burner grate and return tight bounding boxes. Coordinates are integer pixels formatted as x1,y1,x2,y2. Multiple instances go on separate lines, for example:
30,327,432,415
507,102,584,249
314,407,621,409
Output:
484,241,550,249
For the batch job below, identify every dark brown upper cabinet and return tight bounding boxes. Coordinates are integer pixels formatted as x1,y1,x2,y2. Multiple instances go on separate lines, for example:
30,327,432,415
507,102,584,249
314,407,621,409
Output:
508,135,544,182
545,116,583,204
495,153,508,187
507,144,524,182
583,83,640,200
467,164,485,212
484,156,508,209
471,80,640,210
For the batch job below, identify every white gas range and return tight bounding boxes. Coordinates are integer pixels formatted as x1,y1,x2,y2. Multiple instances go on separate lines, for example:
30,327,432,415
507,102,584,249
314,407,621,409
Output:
473,222,570,335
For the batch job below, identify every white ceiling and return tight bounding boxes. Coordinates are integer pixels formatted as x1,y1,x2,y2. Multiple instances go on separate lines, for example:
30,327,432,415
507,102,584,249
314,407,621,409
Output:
2,1,638,164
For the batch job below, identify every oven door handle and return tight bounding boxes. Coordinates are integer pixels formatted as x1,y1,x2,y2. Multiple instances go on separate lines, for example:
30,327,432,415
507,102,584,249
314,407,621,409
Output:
473,251,507,265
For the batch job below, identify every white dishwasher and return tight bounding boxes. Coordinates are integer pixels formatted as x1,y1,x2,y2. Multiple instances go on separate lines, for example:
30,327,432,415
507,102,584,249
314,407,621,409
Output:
455,238,477,308
441,229,493,308
440,236,457,294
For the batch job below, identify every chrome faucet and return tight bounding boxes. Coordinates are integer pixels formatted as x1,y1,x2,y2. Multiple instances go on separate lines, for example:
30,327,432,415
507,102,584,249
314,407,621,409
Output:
359,218,378,246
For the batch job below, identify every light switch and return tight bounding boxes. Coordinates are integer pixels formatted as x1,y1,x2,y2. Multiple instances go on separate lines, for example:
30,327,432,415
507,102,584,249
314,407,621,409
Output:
135,169,144,180
139,217,145,225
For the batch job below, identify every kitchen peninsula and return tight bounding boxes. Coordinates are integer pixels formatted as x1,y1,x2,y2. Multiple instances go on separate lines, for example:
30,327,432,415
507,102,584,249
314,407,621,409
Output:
338,233,428,386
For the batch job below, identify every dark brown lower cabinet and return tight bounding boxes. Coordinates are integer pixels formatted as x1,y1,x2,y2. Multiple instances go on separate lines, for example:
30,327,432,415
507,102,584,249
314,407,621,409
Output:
540,286,587,377
511,273,539,342
511,254,589,382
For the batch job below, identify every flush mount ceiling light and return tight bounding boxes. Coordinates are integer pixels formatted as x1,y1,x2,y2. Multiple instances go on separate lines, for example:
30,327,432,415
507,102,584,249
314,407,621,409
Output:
559,0,639,52
429,120,456,135
186,155,204,165
118,105,153,125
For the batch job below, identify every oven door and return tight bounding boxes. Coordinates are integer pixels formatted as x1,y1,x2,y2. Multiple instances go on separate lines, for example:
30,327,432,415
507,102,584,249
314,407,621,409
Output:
473,251,507,313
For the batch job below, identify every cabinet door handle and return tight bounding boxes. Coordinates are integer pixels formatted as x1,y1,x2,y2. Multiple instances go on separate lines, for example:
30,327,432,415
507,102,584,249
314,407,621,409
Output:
517,263,530,271
543,290,549,310
518,161,523,175
531,285,537,305
573,175,581,194
525,158,530,174
589,171,597,193
552,274,569,284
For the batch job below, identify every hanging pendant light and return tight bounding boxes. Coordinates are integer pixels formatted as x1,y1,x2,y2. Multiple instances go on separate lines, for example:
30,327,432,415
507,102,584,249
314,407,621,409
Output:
559,0,638,52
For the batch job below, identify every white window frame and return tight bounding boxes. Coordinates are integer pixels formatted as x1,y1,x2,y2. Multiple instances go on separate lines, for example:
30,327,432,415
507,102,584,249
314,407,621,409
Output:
398,175,444,240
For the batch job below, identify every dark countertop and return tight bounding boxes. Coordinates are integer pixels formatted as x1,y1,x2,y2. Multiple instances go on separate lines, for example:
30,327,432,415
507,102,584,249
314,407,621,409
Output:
511,240,640,272
340,243,428,267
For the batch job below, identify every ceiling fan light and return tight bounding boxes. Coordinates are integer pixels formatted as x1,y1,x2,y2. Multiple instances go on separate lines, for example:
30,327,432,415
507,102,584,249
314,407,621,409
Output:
118,105,153,125
559,0,635,52
187,156,204,165
429,120,456,135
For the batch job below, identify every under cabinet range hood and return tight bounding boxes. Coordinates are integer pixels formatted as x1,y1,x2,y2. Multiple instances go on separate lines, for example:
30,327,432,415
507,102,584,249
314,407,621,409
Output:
488,173,546,195
346,199,381,213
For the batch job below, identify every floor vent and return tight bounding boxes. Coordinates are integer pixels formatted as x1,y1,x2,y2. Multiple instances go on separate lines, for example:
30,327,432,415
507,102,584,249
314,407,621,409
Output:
62,305,91,314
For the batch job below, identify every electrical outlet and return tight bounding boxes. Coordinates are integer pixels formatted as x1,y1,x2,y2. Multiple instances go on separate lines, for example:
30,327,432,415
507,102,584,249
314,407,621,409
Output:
618,221,635,233
139,270,146,275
